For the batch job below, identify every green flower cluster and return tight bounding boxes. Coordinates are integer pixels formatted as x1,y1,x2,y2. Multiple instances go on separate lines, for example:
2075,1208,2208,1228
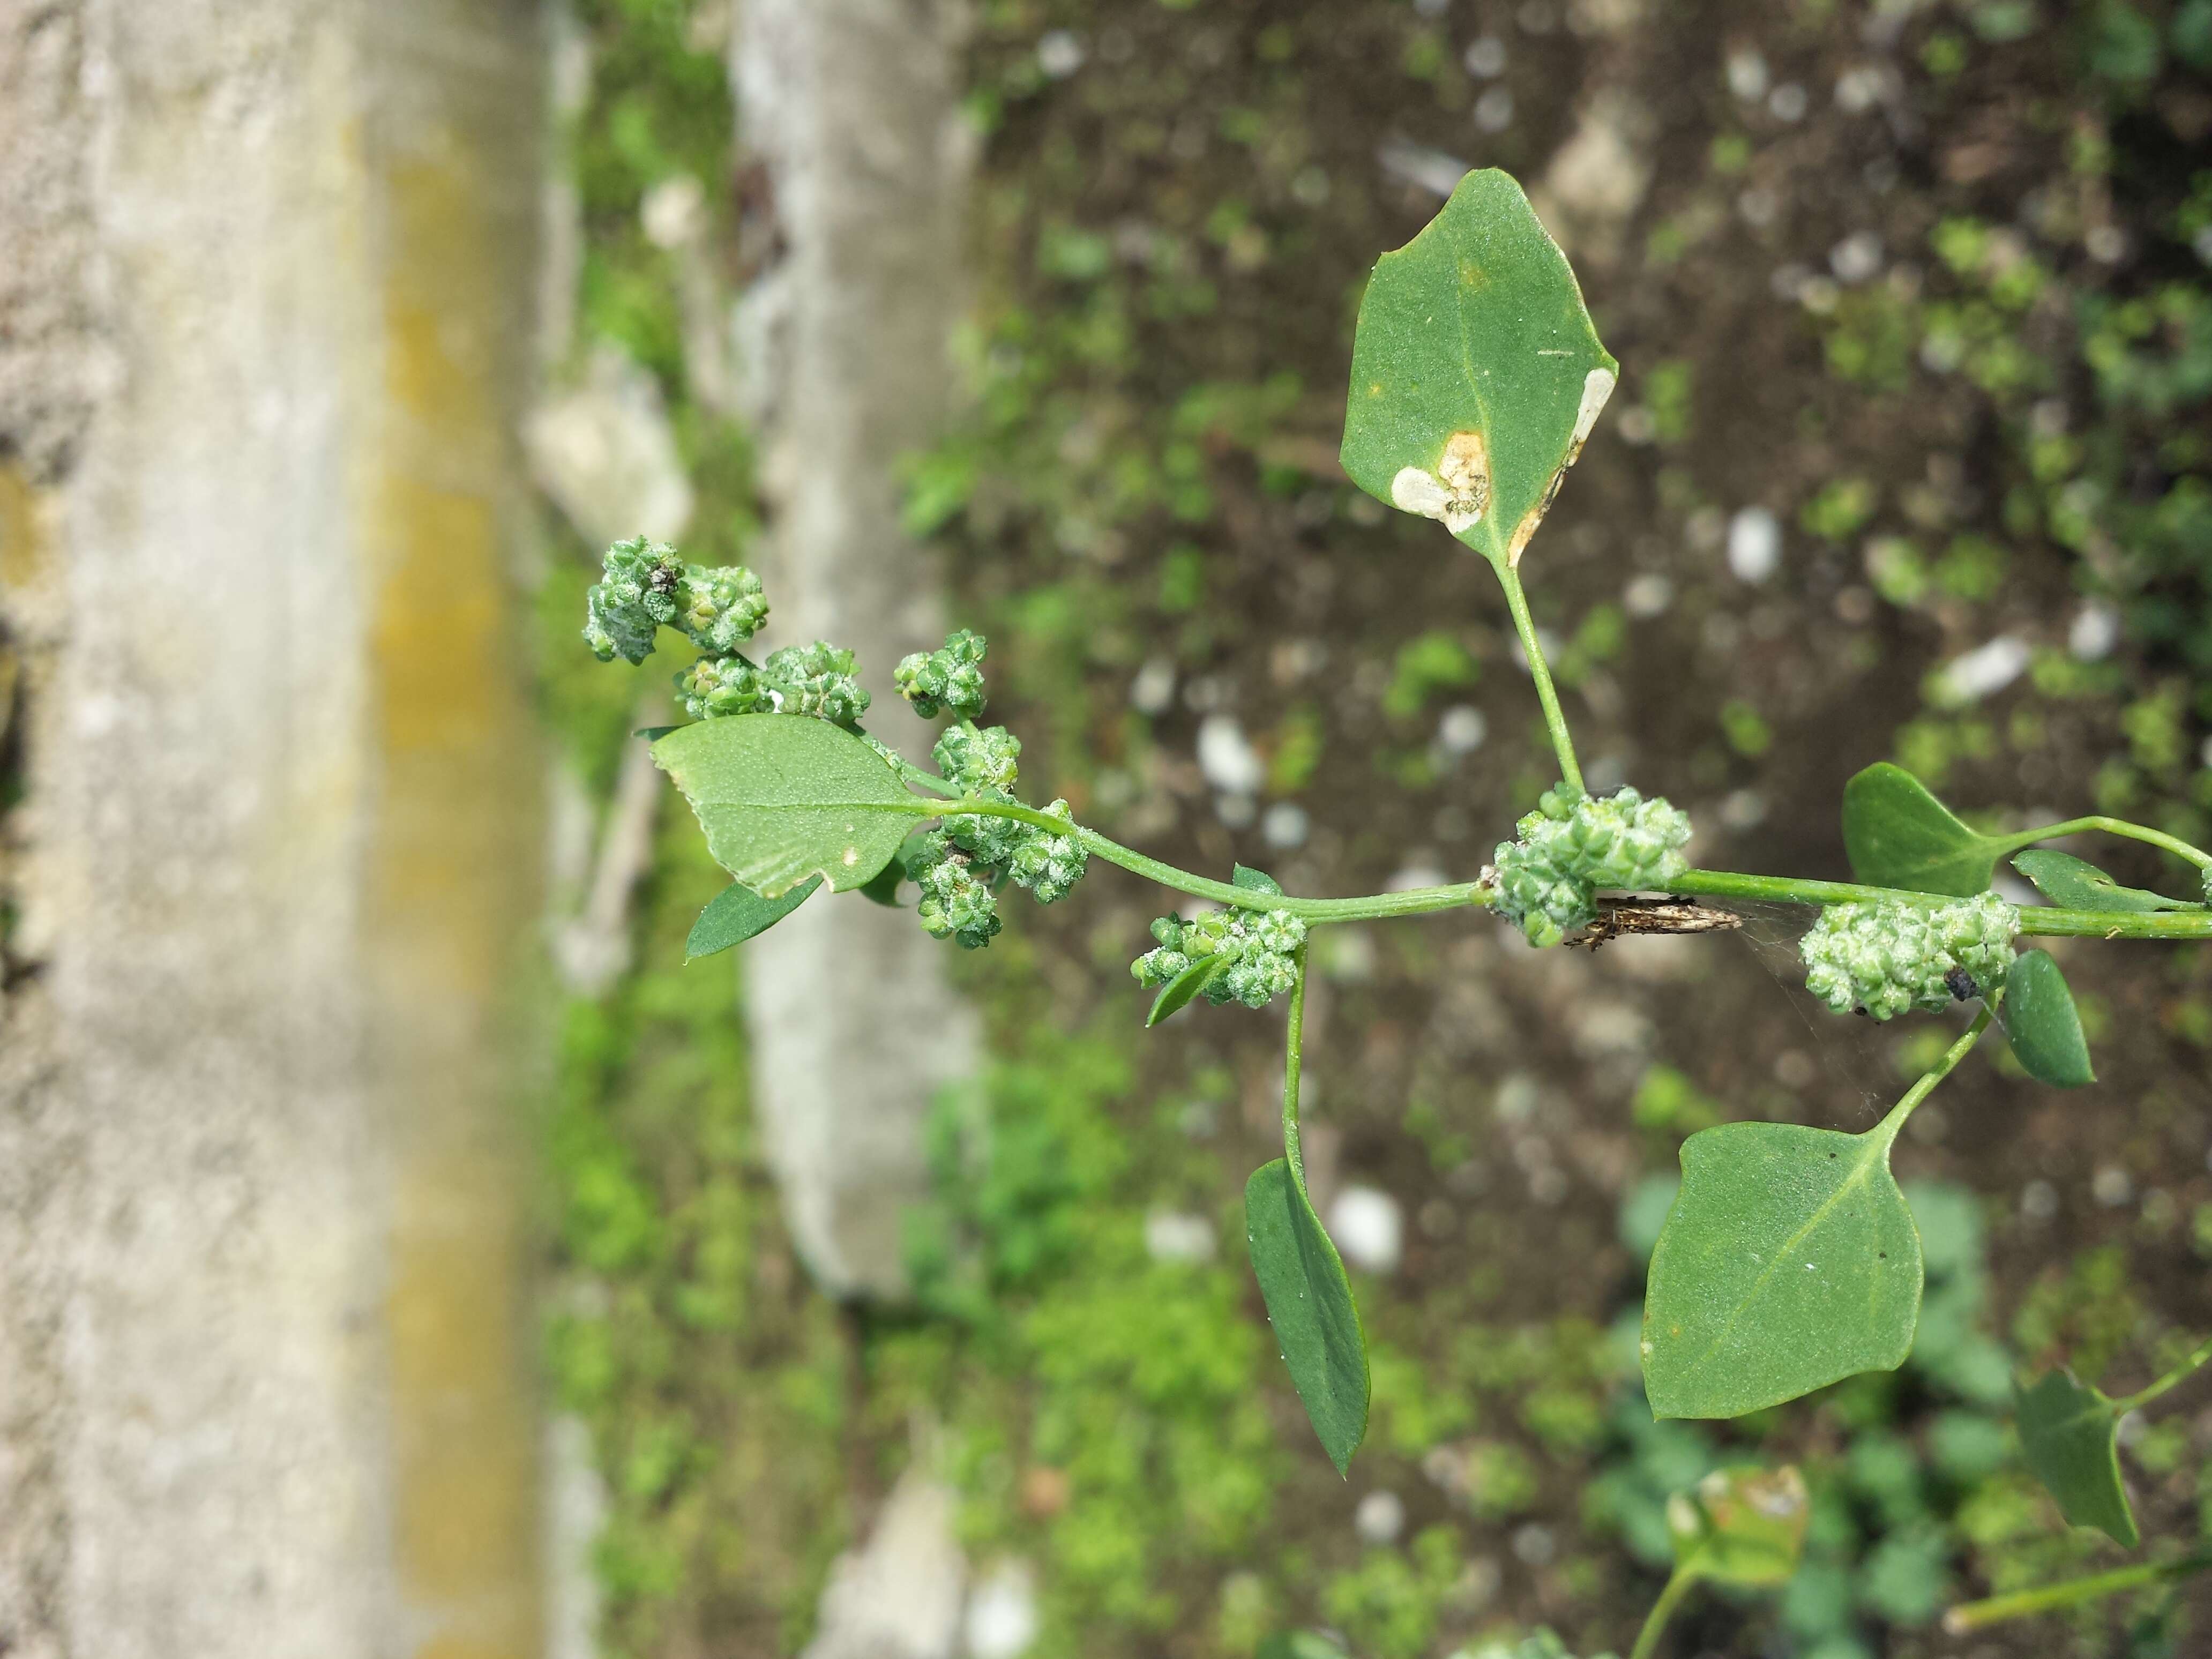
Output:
906,721,1089,948
673,642,869,723
1131,907,1308,1009
582,540,868,726
895,628,988,721
1799,893,2019,1020
582,536,767,665
1491,784,1693,947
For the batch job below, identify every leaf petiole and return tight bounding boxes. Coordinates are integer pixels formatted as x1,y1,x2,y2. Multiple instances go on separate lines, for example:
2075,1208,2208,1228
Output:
1627,1567,1695,1659
1494,558,1584,795
1944,1553,2212,1633
2117,1331,2212,1415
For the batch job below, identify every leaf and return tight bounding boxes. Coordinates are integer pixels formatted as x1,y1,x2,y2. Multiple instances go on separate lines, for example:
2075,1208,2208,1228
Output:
2002,950,2095,1088
1232,863,1284,894
652,715,919,898
1340,169,1617,569
633,724,680,742
685,877,820,959
1642,1119,1923,1418
857,826,935,908
2013,848,2196,913
1840,763,2012,896
1146,952,1228,1027
1246,1158,1369,1475
2016,1369,2137,1547
1667,1465,1810,1588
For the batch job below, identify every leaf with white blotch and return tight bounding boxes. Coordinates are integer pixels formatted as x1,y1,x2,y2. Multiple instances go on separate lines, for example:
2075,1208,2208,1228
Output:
2002,950,2095,1088
1246,1157,1370,1475
2013,848,2198,913
1642,1118,1923,1419
652,715,919,898
686,877,819,959
1667,1465,1810,1588
2016,1369,2137,1547
1233,863,1284,895
1340,169,1617,569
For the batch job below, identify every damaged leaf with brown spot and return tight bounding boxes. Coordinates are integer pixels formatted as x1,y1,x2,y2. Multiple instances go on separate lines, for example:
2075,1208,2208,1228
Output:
1340,168,1617,567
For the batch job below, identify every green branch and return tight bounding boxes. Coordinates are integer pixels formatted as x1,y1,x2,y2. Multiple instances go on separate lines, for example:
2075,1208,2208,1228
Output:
1945,1553,2212,1633
1496,559,1583,794
1627,1567,1696,1659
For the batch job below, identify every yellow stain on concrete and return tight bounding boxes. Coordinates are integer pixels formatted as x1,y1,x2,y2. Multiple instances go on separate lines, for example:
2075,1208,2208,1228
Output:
0,462,43,593
368,111,542,1659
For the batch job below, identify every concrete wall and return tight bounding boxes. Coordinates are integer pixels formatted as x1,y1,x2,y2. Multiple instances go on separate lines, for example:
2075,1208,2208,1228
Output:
731,0,981,1304
0,4,547,1655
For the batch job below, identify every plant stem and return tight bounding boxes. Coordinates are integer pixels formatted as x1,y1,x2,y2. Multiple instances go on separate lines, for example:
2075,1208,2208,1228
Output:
1874,1003,1994,1147
2011,815,2212,871
2119,1332,2212,1414
1944,1554,2212,1633
1627,1568,1697,1659
1281,944,1309,1185
1670,869,2212,939
1495,559,1584,794
901,795,2212,938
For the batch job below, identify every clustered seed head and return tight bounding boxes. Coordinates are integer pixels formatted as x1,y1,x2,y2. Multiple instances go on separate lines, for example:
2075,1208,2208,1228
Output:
584,536,768,665
909,836,1001,950
934,721,1022,796
761,641,870,723
1005,799,1087,902
1491,784,1694,947
677,654,771,720
1799,893,2019,1020
895,629,989,721
1131,907,1309,1010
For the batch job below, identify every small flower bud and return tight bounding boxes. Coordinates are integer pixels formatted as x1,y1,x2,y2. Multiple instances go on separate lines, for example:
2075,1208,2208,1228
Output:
762,641,870,724
1491,783,1693,946
934,722,1022,795
894,628,989,721
582,536,686,664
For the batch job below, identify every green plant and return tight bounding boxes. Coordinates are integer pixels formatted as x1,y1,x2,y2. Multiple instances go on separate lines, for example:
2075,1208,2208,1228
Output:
583,170,2212,1651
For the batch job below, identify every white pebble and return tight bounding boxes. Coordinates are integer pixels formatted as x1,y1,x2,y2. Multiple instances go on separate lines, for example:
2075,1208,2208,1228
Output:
1197,714,1266,794
2069,604,2119,662
1145,1209,1217,1264
1354,1489,1406,1544
966,1561,1040,1659
1036,29,1085,78
1934,636,2029,705
1261,802,1310,849
1328,1186,1404,1275
1129,657,1176,715
1437,705,1488,755
1727,506,1781,582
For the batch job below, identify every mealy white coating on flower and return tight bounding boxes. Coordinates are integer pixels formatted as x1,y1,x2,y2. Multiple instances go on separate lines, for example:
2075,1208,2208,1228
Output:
1799,893,2019,1020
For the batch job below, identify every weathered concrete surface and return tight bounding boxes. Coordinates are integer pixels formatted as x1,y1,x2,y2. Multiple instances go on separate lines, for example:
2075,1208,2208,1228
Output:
0,4,546,1656
730,0,981,1301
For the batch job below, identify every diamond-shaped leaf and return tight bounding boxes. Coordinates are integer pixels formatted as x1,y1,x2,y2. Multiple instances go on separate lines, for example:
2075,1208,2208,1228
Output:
2016,1369,2137,1547
685,877,820,959
1246,1157,1369,1475
1340,169,1617,569
652,715,920,898
1667,1465,1810,1588
1643,1119,1923,1418
1840,763,2014,896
